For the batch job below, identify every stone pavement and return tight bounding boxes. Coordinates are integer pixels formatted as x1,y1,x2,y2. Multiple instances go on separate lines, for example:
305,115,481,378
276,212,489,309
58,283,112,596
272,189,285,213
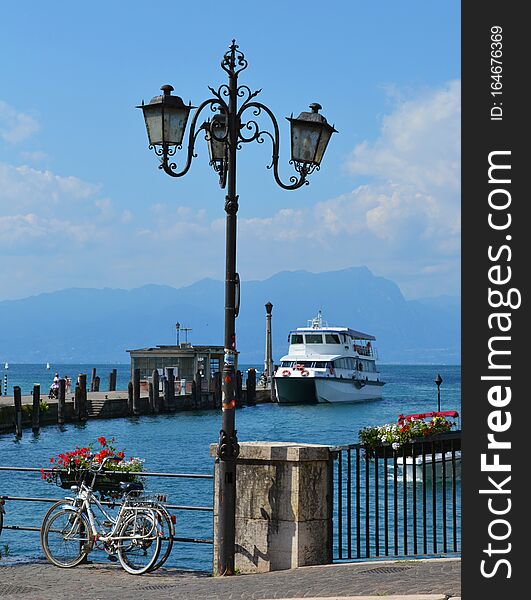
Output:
0,558,460,599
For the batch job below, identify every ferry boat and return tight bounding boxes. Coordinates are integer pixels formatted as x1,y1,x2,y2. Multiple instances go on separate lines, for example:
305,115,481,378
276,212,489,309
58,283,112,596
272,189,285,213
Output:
274,311,384,404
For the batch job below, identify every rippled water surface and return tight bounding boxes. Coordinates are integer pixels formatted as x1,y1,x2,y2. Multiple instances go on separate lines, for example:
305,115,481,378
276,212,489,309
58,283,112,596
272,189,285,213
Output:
0,364,460,570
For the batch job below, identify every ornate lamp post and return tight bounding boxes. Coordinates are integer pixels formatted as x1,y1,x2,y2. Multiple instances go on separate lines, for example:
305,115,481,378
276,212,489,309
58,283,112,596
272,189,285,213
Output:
138,40,336,576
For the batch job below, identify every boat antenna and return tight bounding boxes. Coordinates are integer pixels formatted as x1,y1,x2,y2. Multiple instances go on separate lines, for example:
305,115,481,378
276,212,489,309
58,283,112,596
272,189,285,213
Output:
309,309,325,329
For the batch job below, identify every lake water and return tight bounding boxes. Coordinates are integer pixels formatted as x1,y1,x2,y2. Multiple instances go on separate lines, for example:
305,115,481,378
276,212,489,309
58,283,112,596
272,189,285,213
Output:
0,364,460,570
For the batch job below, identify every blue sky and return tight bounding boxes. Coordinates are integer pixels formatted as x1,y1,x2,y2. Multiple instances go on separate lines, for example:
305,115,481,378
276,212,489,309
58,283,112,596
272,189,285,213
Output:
0,1,460,300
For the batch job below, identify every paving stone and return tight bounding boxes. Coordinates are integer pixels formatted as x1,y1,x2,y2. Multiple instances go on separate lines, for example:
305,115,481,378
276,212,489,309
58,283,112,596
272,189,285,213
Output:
0,558,460,600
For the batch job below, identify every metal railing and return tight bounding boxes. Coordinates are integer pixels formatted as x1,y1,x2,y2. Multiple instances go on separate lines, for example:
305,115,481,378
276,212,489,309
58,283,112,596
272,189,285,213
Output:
333,431,461,561
0,466,214,547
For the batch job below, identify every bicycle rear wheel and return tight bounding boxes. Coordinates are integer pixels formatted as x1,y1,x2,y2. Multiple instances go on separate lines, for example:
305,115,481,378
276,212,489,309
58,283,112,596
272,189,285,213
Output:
117,511,160,575
148,506,174,572
42,509,91,568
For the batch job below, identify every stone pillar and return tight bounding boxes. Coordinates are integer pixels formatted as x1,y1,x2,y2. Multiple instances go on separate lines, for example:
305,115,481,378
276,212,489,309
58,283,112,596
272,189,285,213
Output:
211,442,334,574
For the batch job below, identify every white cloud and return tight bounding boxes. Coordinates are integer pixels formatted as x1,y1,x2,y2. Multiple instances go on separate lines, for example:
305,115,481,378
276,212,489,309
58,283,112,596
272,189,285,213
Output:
235,81,461,297
0,163,99,215
0,100,40,143
0,82,460,300
347,80,460,191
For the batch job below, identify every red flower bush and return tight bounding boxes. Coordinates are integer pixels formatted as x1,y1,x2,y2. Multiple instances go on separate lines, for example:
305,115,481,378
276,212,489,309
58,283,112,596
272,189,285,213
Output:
41,437,143,484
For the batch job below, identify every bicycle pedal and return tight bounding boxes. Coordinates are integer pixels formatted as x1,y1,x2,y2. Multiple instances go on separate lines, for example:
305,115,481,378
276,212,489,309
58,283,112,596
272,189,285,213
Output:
107,554,118,563
102,521,113,527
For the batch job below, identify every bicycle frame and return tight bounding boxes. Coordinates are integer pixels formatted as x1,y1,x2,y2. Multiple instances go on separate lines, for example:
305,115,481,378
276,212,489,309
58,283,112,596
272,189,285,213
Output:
63,482,159,545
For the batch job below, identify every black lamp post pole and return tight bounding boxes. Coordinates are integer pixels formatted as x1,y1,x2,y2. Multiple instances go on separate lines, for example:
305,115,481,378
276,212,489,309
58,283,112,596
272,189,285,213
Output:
217,44,240,576
139,40,336,577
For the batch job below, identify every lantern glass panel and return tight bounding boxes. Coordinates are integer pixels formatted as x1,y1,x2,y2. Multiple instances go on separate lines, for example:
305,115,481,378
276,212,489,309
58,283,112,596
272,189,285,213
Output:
208,117,227,161
163,105,190,146
314,126,334,166
143,103,164,147
291,123,320,164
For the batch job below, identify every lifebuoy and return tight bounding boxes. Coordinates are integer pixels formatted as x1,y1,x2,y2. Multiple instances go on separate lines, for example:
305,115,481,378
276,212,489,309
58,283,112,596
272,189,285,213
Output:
301,370,310,377
282,370,291,377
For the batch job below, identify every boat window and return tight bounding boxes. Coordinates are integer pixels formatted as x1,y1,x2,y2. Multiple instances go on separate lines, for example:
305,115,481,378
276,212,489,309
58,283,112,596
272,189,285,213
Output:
325,334,340,344
305,334,323,344
346,357,356,370
313,361,326,368
280,361,293,367
290,334,304,344
358,359,376,372
295,361,313,367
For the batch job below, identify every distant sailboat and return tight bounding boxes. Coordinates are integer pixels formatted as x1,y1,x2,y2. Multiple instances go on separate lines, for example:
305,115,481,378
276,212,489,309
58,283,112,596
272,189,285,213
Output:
4,362,8,369
46,362,50,370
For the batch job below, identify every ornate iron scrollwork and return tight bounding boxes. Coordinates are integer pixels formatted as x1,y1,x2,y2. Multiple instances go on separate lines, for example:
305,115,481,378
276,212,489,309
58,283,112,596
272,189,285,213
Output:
217,428,240,461
150,40,316,191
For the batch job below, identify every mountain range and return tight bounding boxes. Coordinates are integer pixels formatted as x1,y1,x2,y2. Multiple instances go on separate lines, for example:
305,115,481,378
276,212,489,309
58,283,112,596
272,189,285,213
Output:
0,267,460,364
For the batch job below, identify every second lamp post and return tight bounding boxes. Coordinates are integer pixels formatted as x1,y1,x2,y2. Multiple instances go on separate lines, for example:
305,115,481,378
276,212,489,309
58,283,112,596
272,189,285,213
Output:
139,40,336,576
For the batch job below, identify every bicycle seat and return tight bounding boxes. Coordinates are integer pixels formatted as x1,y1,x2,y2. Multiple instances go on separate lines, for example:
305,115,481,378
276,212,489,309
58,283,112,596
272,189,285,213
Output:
119,481,144,493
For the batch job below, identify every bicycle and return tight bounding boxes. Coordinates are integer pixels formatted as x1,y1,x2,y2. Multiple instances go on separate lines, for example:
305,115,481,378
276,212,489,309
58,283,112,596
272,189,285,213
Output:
41,456,166,574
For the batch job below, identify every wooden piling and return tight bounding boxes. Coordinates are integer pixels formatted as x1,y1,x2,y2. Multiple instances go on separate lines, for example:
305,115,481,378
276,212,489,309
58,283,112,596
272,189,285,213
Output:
148,382,154,413
127,381,134,415
194,370,202,409
246,368,256,406
132,368,141,415
191,380,197,410
32,384,40,433
58,378,66,424
78,374,87,421
13,386,22,437
109,368,117,392
165,368,175,412
74,384,81,419
90,368,97,392
152,370,160,414
160,376,168,412
93,376,100,392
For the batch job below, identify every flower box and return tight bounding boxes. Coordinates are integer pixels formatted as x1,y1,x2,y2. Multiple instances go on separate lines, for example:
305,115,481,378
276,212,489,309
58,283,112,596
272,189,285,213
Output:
58,470,140,494
366,431,461,458
42,436,145,498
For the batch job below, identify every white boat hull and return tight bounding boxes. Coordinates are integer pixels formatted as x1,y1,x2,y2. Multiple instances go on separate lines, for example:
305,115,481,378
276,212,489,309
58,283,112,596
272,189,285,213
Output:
275,376,384,404
396,452,462,482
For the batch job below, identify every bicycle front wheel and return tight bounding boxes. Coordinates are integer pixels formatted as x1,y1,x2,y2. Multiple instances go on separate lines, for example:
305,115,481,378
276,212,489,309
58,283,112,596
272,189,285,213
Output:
117,511,160,575
42,509,91,568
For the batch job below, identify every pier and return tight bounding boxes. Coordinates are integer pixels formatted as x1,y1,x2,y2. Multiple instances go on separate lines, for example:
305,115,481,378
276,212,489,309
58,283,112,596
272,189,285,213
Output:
0,380,272,434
